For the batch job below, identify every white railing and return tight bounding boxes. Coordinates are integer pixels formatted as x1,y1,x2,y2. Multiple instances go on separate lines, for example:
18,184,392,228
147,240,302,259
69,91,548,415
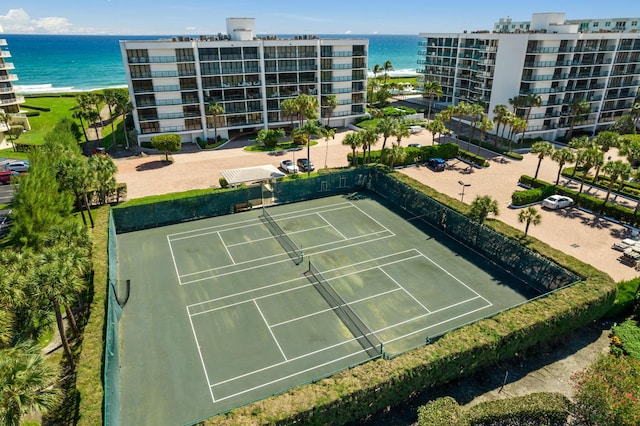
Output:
0,51,11,58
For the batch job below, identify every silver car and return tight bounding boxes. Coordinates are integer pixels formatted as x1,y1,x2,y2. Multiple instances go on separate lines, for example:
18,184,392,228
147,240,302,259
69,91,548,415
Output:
279,159,299,174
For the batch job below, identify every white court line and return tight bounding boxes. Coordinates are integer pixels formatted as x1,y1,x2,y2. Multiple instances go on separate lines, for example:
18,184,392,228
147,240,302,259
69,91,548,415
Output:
379,267,431,313
420,250,492,306
218,232,235,265
254,300,287,361
211,347,368,403
167,234,182,284
186,249,417,309
180,232,394,285
167,202,353,242
316,212,347,240
348,201,395,237
187,306,217,403
383,303,493,346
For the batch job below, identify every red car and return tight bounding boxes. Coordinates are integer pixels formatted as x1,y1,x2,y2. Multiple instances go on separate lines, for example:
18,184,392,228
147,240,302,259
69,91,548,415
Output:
0,170,19,184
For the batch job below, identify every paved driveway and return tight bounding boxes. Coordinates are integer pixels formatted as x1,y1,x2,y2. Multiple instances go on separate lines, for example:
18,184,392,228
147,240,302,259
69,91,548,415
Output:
115,129,638,282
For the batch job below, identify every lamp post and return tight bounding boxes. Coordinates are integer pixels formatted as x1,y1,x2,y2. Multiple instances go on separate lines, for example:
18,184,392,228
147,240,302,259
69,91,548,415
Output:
458,180,471,202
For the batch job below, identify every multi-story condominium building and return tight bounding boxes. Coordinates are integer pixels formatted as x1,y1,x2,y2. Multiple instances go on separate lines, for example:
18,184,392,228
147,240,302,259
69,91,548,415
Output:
120,18,368,145
0,25,27,139
418,13,640,141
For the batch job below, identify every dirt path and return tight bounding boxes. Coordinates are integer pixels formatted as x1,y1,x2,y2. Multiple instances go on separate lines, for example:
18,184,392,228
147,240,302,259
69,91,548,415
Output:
354,321,611,425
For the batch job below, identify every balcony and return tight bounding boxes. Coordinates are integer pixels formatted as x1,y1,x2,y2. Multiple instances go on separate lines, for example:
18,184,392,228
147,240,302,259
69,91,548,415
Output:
0,51,11,58
526,47,559,54
148,56,177,63
153,85,181,92
152,71,180,78
0,96,24,105
0,62,15,70
0,40,6,46
0,87,15,94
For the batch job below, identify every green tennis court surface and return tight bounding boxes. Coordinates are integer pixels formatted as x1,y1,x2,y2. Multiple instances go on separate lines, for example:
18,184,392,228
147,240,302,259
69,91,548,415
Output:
117,194,538,425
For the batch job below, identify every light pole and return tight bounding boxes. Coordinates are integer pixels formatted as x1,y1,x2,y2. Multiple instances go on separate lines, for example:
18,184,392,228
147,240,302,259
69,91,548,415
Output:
458,180,471,202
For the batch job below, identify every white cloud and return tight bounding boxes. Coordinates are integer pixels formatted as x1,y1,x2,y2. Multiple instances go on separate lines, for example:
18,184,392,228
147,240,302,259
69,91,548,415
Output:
185,26,196,31
345,30,352,34
0,8,83,34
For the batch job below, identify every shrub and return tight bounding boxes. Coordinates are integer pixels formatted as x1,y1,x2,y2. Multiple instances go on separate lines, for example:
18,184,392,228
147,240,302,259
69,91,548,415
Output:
417,397,466,426
611,320,640,359
24,111,41,117
150,133,181,162
457,150,489,167
21,104,51,112
609,278,640,318
218,176,229,188
572,354,640,426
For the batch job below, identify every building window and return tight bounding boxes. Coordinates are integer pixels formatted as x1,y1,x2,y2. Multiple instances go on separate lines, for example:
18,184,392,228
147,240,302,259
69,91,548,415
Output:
632,21,638,26
605,22,611,27
593,22,599,27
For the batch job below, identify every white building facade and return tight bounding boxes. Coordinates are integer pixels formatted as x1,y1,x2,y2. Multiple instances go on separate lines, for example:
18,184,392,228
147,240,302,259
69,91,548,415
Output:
418,13,640,140
0,25,28,138
120,18,368,145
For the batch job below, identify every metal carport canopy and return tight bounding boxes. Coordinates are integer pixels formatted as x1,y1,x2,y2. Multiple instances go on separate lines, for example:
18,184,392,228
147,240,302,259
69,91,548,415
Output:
220,164,285,186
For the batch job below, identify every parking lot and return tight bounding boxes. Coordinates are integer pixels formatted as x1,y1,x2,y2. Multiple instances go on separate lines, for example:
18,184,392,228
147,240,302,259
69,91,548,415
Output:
114,128,638,282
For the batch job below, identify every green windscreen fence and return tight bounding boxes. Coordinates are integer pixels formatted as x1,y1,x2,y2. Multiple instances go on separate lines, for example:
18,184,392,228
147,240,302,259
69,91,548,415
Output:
370,171,580,293
112,170,371,234
104,211,122,425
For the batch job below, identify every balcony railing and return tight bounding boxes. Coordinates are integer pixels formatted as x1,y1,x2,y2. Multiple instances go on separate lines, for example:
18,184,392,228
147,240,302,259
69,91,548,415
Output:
0,62,15,70
0,40,6,46
153,85,181,92
321,88,352,94
148,56,177,63
0,96,24,105
0,87,15,94
0,51,11,58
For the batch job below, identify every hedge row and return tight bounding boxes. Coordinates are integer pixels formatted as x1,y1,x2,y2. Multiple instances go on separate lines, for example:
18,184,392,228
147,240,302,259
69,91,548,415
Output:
514,175,640,225
455,134,524,160
21,104,51,112
348,142,459,167
204,171,615,426
417,393,571,426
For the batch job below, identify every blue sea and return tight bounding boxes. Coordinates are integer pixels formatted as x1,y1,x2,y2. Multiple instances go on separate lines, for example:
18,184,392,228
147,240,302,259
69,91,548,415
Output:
1,34,422,94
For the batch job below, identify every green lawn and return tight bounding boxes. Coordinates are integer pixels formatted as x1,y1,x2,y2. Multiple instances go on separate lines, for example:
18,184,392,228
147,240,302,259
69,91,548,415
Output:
1,93,125,159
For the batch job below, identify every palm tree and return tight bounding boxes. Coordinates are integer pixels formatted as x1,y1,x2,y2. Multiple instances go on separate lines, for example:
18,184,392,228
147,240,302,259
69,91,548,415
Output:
467,104,485,150
343,131,363,166
393,125,410,147
508,95,526,114
521,93,542,142
367,79,380,108
323,128,335,168
388,144,406,169
469,195,499,224
85,110,101,142
422,81,442,120
293,120,327,176
507,117,526,152
529,142,554,180
551,148,576,185
426,119,447,145
595,130,620,154
205,101,224,141
280,98,297,129
602,160,632,204
619,137,640,167
492,104,509,143
323,94,338,128
114,91,133,148
382,60,393,85
0,342,60,425
476,116,494,155
360,128,380,163
71,110,89,142
566,98,591,140
376,117,398,151
518,206,542,237
577,147,601,194
102,88,120,148
453,101,471,139
371,64,381,80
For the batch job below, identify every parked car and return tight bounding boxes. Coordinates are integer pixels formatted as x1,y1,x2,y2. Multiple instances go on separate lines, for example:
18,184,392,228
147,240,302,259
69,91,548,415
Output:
296,158,314,172
542,195,574,210
426,157,446,172
4,160,30,173
408,143,421,148
280,159,299,174
0,170,19,184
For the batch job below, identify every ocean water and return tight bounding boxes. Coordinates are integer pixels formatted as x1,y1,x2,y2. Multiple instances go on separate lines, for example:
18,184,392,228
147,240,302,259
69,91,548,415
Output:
1,33,422,94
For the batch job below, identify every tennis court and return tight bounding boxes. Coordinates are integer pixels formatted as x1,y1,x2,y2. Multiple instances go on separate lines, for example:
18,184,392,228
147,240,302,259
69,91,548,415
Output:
117,193,538,425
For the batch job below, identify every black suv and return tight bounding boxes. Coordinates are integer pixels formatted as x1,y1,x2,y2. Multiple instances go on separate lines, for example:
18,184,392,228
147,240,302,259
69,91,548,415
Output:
426,158,446,172
297,158,314,172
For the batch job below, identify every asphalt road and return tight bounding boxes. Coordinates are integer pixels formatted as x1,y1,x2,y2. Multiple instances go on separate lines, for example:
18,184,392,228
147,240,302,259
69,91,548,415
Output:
0,184,15,205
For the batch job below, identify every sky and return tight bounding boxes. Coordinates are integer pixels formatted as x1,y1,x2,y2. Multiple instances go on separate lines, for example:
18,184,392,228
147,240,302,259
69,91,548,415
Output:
0,1,637,35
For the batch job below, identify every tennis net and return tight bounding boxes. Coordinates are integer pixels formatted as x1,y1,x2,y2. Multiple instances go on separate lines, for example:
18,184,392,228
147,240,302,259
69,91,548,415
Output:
306,261,382,359
260,208,304,265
